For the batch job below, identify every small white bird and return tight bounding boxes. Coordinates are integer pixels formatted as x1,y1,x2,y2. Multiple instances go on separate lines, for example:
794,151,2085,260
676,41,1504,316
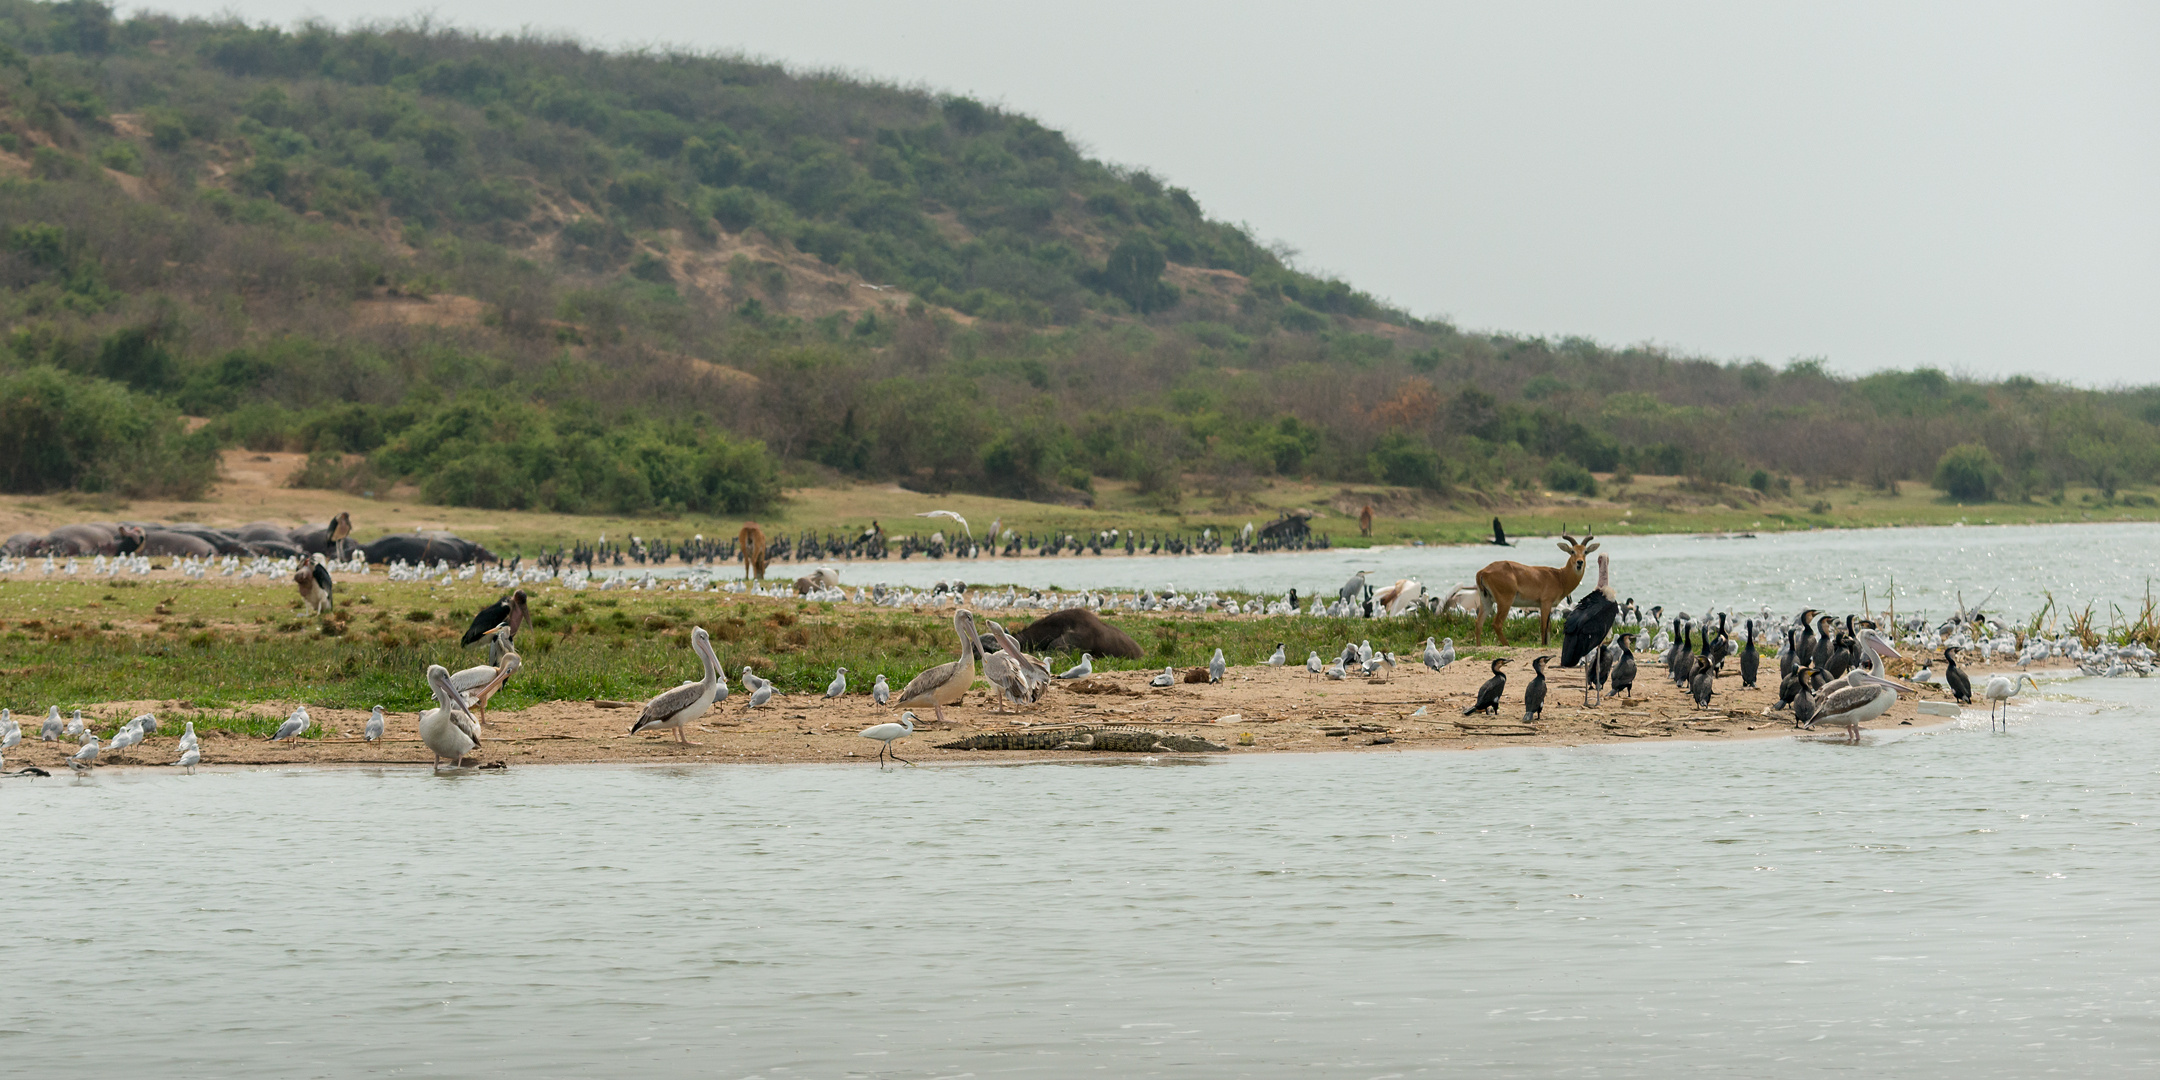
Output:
858,711,917,767
69,734,99,771
872,673,891,707
177,721,199,753
1,720,17,751
1325,658,1347,681
1306,651,1324,679
65,709,85,737
1150,666,1175,688
1266,643,1286,666
1434,638,1455,670
740,667,771,694
1209,648,1226,684
363,706,385,742
41,706,61,741
825,667,848,699
175,746,200,772
107,724,141,755
745,682,774,709
271,706,311,743
1057,653,1094,679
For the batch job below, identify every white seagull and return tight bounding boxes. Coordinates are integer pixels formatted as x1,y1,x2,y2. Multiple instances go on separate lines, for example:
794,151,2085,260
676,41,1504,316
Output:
914,510,971,538
362,706,384,742
858,711,917,768
69,734,99,771
177,721,199,753
1266,643,1286,666
271,706,311,743
175,745,200,772
41,706,61,741
1306,650,1324,679
1208,648,1226,684
1057,653,1094,679
1150,666,1175,688
872,673,891,707
825,667,848,699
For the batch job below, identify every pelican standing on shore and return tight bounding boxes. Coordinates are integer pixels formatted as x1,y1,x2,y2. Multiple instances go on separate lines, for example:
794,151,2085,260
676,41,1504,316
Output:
630,627,723,744
420,664,483,767
894,609,980,725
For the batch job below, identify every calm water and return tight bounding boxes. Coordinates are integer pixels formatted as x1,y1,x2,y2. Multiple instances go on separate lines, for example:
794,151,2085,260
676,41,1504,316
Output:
6,679,2158,1077
806,522,2160,617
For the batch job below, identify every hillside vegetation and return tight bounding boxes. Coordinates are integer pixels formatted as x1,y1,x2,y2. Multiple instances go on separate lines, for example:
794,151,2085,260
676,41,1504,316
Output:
2,0,2157,519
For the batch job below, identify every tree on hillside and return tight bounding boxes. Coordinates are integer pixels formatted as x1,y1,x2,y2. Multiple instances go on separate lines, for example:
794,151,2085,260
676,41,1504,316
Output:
1934,443,2002,501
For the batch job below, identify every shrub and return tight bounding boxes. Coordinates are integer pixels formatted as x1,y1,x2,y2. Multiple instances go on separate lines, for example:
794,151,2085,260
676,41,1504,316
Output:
1933,443,2003,501
1369,431,1444,490
1544,459,1598,496
0,367,218,497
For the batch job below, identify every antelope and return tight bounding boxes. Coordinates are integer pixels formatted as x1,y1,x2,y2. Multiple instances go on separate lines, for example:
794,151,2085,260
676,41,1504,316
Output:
1473,534,1598,646
739,521,769,581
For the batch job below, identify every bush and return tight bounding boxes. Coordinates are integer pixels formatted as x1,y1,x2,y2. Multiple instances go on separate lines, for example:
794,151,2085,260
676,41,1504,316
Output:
0,367,219,497
1933,443,2003,501
1369,431,1444,490
1544,459,1598,496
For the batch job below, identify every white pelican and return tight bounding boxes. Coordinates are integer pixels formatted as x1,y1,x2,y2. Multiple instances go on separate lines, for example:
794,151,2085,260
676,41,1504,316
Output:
895,610,979,725
271,706,310,743
419,664,483,767
362,707,384,742
630,626,722,744
453,653,521,723
1056,653,1094,679
858,711,917,768
1805,668,1913,744
1982,673,2041,731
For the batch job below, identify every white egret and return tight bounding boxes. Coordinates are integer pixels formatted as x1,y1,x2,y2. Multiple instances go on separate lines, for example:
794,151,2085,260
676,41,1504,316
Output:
858,711,917,767
1983,673,2041,731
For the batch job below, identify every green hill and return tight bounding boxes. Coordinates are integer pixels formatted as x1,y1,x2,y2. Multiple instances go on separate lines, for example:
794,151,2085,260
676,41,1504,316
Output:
2,0,2156,516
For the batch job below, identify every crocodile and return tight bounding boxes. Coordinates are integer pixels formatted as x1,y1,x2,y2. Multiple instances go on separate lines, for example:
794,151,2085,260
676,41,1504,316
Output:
937,725,1228,753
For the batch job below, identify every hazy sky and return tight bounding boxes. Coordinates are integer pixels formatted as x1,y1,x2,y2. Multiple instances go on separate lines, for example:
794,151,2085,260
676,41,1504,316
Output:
124,1,2159,385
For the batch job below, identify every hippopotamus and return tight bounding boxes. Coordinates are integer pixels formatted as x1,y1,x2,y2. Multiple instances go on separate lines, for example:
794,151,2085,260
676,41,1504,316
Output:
361,533,497,567
1010,608,1145,660
39,523,147,556
137,530,218,557
3,532,45,555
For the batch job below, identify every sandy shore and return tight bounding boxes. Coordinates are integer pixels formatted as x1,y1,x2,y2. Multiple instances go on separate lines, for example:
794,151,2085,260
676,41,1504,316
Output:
7,650,2024,772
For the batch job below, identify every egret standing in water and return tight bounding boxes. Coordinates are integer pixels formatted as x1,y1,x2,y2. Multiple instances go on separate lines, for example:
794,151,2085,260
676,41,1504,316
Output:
1983,673,2041,731
859,711,917,768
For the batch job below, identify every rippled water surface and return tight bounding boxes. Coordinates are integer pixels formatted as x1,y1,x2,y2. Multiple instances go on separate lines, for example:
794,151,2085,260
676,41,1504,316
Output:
7,678,2160,1077
786,522,2160,616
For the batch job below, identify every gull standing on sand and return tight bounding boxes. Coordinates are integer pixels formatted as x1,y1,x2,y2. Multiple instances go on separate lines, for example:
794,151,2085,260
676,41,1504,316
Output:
1266,643,1286,666
1057,653,1094,679
1149,666,1175,688
66,710,85,737
872,674,890,707
41,706,62,741
740,668,770,696
362,707,384,742
107,723,141,757
419,664,484,768
1,715,17,751
1209,649,1226,684
1306,651,1324,679
858,711,918,768
744,681,774,709
630,626,723,744
825,667,848,699
271,706,311,743
178,721,199,753
68,734,99,772
895,609,981,725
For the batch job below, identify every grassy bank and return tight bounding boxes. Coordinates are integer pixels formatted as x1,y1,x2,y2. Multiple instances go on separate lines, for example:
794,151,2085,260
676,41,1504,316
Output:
0,577,1559,737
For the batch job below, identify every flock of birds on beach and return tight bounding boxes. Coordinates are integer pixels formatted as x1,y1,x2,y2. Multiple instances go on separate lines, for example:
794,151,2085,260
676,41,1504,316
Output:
6,515,2145,777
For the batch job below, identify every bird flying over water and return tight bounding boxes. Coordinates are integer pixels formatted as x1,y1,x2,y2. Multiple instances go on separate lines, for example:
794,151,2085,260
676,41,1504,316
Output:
914,510,971,538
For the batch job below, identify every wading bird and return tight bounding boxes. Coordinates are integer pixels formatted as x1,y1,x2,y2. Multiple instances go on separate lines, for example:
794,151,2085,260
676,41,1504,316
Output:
859,711,918,768
1523,656,1550,723
895,609,980,725
420,664,484,768
1982,673,2040,730
630,627,723,744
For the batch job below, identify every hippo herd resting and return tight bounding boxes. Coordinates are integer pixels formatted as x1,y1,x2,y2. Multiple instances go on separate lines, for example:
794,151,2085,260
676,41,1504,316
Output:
3,512,498,566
